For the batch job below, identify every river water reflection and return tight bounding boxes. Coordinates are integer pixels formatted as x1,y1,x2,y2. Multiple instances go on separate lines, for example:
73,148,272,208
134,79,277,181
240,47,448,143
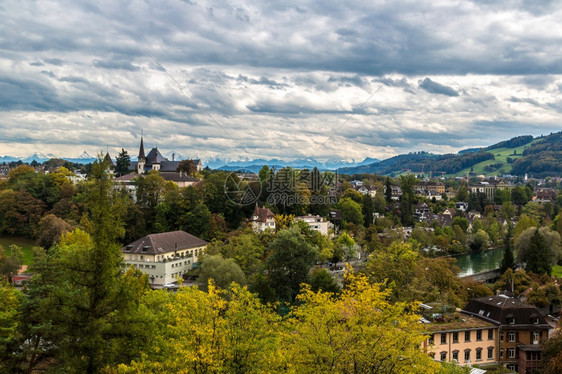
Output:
453,248,504,277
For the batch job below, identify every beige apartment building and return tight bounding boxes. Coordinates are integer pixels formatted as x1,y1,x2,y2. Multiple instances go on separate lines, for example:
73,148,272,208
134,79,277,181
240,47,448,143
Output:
122,230,207,286
424,295,552,373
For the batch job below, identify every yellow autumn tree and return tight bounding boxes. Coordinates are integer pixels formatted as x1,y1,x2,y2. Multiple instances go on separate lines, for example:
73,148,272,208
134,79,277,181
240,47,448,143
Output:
280,269,440,374
117,283,281,373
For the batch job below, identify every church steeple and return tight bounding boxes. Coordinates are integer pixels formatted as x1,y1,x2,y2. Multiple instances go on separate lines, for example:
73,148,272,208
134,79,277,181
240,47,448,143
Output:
137,136,146,174
138,136,145,159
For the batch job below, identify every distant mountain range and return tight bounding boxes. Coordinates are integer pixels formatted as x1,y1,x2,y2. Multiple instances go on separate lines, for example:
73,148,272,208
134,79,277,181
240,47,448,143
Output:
1,132,560,177
210,157,381,173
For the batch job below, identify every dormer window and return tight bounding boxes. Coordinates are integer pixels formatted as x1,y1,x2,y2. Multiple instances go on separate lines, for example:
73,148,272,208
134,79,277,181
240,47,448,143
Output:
125,245,133,252
142,246,150,253
533,317,539,324
506,314,515,325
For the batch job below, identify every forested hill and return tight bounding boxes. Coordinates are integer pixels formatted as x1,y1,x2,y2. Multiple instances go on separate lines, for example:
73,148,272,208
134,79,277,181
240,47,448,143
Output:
510,132,562,177
338,131,562,177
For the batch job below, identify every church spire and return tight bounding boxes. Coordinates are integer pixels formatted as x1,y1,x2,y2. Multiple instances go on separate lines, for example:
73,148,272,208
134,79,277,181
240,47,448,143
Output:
138,136,145,159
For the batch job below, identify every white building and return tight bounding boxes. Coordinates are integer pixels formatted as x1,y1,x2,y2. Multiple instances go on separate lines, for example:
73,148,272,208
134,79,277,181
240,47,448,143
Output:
294,215,331,235
251,205,276,232
121,230,207,286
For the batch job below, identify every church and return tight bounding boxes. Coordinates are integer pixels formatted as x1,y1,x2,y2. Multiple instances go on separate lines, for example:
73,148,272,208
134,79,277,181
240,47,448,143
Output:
113,137,202,189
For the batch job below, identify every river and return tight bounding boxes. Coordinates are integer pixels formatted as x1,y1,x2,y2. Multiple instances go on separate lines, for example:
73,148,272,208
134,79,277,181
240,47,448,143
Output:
453,248,504,277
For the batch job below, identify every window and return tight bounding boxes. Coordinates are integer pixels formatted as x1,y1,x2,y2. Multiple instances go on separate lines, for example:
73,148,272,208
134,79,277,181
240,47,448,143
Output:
488,329,494,340
452,351,459,362
464,350,471,362
488,347,494,359
476,348,482,361
440,352,446,361
140,255,144,260
500,332,504,342
533,317,539,324
507,316,515,324
509,332,515,342
441,333,446,344
533,331,540,343
509,348,515,358
429,334,434,344
453,332,458,343
476,330,482,341
500,349,504,359
465,331,471,342
507,364,516,371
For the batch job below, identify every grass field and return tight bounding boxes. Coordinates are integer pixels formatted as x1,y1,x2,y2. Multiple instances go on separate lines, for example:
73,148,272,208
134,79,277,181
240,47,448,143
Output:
451,138,541,177
0,236,36,265
552,265,562,278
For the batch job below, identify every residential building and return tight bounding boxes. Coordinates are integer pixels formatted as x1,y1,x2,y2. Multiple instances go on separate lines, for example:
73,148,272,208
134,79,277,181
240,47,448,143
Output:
424,295,551,373
294,215,331,235
251,205,276,232
423,314,498,367
463,295,551,373
121,230,207,286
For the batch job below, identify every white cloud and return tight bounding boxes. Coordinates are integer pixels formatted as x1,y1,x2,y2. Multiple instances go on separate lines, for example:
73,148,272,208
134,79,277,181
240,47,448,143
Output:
0,0,562,162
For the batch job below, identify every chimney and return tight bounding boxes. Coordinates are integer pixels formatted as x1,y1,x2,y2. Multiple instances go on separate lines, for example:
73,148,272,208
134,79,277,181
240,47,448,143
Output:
172,153,175,161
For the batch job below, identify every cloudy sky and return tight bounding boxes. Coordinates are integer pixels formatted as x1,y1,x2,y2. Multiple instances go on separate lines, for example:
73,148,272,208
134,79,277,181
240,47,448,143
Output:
1,0,562,162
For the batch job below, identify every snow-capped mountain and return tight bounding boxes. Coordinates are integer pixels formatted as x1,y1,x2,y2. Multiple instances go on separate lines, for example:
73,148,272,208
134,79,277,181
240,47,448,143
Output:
164,150,185,162
22,152,57,163
210,157,381,172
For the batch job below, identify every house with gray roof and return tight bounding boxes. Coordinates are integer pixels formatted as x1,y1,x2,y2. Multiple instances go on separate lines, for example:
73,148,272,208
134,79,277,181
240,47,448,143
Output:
122,230,207,286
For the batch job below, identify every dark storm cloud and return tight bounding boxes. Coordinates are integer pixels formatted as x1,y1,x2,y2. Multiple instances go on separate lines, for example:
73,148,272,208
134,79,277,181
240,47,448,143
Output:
419,78,459,97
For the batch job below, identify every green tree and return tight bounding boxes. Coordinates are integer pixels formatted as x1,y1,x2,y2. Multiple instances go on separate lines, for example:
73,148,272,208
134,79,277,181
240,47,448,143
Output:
176,159,197,177
470,229,489,252
514,214,538,239
215,230,265,276
0,245,23,283
385,177,393,203
399,174,417,225
500,225,516,274
493,268,532,296
308,267,340,294
266,227,317,302
114,148,131,177
19,158,153,373
338,197,363,225
362,241,419,301
35,214,72,249
515,227,561,275
0,279,23,369
455,184,469,202
198,255,247,291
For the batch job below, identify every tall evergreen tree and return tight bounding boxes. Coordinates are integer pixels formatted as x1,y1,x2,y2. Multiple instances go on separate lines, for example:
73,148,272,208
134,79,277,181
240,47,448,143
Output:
115,148,131,177
384,177,392,203
16,157,153,373
526,228,551,275
500,224,516,274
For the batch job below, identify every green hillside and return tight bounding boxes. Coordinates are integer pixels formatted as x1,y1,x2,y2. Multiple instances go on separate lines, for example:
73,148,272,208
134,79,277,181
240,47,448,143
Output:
451,138,541,177
338,132,561,177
